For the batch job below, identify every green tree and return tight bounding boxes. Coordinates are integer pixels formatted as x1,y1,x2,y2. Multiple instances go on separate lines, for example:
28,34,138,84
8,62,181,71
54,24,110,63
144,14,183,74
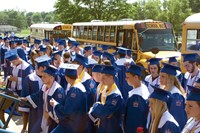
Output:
189,0,200,13
32,13,43,23
44,14,52,22
0,12,9,25
160,0,192,33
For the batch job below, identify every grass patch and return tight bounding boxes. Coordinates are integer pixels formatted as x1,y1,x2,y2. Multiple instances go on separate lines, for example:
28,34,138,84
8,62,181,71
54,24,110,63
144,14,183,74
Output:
16,29,30,37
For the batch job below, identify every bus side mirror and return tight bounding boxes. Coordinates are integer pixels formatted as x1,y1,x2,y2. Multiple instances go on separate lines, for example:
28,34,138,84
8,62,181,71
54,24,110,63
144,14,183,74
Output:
178,42,182,50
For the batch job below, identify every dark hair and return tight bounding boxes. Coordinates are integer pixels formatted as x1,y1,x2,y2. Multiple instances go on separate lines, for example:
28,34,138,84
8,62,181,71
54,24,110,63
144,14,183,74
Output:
118,52,126,58
127,72,142,80
66,75,77,80
189,61,198,66
63,51,70,59
148,64,161,74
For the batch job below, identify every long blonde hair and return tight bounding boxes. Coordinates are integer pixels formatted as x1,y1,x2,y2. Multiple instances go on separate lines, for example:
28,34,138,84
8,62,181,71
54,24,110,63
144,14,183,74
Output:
149,98,168,133
164,73,185,95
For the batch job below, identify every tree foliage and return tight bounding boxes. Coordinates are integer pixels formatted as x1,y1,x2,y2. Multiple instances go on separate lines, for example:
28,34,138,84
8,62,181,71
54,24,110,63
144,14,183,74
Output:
0,0,197,33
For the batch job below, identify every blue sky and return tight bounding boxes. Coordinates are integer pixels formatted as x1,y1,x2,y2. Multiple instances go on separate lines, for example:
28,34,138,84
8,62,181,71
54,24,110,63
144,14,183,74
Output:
0,0,136,12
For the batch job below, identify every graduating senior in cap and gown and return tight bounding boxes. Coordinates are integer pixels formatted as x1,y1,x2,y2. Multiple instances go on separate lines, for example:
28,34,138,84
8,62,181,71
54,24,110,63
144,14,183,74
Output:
88,66,123,133
182,86,200,133
114,47,134,101
50,64,87,133
148,85,180,133
144,58,162,94
20,55,50,133
124,64,150,133
23,65,65,133
182,53,200,93
72,53,97,110
168,56,183,84
160,63,187,130
92,64,105,102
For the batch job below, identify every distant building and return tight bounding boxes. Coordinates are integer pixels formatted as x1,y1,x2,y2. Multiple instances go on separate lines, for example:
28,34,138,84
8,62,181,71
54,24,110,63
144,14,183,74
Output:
0,25,18,33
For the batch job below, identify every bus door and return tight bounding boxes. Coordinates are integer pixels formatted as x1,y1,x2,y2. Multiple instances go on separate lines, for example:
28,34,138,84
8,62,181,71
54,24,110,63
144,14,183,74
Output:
116,29,133,49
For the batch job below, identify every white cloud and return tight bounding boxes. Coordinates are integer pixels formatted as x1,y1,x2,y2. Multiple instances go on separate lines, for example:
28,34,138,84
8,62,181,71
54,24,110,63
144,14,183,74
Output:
0,0,57,12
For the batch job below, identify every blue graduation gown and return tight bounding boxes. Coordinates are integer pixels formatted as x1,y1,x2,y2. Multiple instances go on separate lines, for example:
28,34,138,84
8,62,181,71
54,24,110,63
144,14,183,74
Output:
157,111,180,133
88,87,123,133
114,58,134,101
26,81,65,133
16,47,28,62
8,60,33,95
20,72,43,133
168,86,187,131
80,71,97,110
124,84,150,133
52,82,87,133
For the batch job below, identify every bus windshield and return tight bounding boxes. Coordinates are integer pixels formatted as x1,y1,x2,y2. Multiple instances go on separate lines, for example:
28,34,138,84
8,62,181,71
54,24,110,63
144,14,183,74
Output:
138,29,177,52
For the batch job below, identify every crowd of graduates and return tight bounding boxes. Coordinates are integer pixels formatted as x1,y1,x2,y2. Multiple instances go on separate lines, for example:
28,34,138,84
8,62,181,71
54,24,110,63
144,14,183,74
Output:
0,33,200,133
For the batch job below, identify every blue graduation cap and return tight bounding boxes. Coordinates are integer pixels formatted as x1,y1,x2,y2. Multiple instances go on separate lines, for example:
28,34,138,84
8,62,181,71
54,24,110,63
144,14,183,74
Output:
5,48,19,61
58,39,66,46
126,64,146,77
168,56,178,63
182,53,199,62
73,53,88,67
43,38,50,43
54,38,59,43
34,55,51,67
93,46,97,51
103,52,114,61
39,45,47,52
34,39,41,44
15,39,23,45
127,50,132,56
68,37,76,43
9,40,15,45
187,85,200,101
22,39,28,44
149,85,171,103
43,65,58,77
4,37,9,41
93,50,102,57
52,50,63,57
161,63,180,76
92,64,104,73
71,41,80,47
60,63,79,76
146,58,162,65
101,65,118,76
84,45,92,51
117,47,130,55
101,45,110,51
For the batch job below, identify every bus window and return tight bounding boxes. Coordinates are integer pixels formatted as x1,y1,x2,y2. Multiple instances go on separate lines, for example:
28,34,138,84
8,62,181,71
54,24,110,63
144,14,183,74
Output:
105,26,110,42
84,26,88,39
186,29,200,51
97,26,104,41
110,26,116,42
73,26,77,37
139,29,176,52
80,26,84,39
133,32,137,50
88,26,92,39
92,26,97,40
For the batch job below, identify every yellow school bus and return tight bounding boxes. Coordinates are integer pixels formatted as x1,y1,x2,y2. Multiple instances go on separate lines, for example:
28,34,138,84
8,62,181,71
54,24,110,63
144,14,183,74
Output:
30,23,72,44
181,13,200,71
72,20,181,68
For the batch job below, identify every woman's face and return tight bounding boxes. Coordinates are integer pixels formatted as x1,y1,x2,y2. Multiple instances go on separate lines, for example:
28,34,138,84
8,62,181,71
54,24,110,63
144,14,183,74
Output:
149,65,159,75
185,101,200,119
160,72,167,86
